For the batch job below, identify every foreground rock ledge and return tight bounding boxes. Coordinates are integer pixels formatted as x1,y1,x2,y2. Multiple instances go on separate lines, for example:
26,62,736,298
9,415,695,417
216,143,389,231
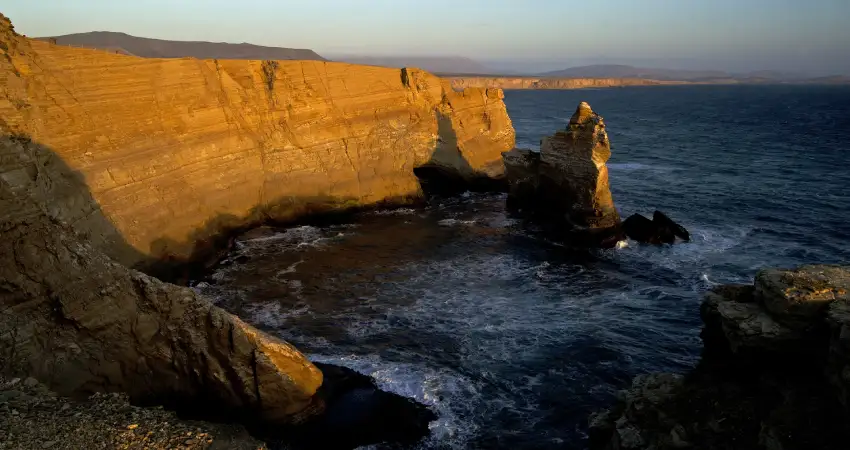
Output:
0,376,266,449
590,265,850,450
503,102,622,246
0,192,323,423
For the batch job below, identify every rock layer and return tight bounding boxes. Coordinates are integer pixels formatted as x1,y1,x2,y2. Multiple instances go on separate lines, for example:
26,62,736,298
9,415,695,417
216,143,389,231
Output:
0,135,323,424
1,11,498,432
590,265,850,450
503,102,621,245
0,13,514,272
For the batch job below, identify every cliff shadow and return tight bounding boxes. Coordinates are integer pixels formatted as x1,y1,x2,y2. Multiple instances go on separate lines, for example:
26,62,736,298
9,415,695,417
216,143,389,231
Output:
413,110,507,197
144,191,424,284
0,132,151,269
0,132,438,448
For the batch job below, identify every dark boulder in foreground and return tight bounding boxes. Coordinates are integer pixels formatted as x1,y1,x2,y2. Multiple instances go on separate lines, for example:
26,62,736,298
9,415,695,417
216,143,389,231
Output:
589,265,850,450
280,363,437,449
502,102,623,247
622,211,690,244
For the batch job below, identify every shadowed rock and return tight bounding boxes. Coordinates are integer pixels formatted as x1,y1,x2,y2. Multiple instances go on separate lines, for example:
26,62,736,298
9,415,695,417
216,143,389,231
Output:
590,265,850,450
2,12,443,445
622,211,689,245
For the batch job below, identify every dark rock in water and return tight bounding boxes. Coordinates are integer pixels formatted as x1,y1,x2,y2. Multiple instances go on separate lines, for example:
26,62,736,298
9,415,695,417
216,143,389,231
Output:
622,211,689,245
589,265,850,450
280,362,437,449
653,211,690,241
502,102,623,246
622,214,663,244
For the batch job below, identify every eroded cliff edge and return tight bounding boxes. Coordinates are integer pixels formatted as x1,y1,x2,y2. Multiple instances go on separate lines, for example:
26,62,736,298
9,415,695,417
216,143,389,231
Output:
0,14,514,274
0,11,513,444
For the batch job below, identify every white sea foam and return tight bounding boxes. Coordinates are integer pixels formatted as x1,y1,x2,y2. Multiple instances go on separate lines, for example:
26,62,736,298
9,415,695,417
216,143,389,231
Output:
373,208,418,216
244,301,310,328
309,353,484,449
276,260,304,276
437,218,477,226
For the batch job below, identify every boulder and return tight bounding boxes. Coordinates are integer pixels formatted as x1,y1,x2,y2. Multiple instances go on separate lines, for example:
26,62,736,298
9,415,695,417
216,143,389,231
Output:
653,211,690,241
756,265,850,330
503,102,622,245
622,211,689,245
591,265,850,450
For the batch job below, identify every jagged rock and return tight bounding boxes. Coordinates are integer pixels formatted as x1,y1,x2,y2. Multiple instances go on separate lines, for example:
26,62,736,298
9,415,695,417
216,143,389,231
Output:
828,299,850,409
653,211,690,241
756,265,850,330
622,211,689,245
622,214,664,244
591,265,850,450
701,290,805,354
503,102,622,246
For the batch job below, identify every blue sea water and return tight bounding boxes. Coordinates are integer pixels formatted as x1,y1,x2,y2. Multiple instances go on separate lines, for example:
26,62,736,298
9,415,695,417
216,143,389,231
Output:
196,86,850,449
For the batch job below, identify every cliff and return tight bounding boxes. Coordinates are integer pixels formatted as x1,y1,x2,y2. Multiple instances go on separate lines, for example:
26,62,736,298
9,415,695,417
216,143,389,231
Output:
0,15,514,272
448,77,684,90
0,11,513,437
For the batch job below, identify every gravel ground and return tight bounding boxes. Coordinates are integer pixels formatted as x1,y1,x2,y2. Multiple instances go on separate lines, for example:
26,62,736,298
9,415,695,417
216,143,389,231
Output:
0,377,267,450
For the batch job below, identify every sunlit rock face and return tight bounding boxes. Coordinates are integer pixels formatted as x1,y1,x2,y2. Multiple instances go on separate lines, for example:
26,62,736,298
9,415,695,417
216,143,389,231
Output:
503,102,622,246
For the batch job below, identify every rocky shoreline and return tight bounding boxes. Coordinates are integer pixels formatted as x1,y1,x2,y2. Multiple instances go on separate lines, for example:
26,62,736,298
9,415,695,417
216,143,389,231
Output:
2,8,848,450
589,265,850,450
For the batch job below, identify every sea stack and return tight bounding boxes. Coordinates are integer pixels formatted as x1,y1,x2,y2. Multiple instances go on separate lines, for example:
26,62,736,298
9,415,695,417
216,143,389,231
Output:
503,102,622,246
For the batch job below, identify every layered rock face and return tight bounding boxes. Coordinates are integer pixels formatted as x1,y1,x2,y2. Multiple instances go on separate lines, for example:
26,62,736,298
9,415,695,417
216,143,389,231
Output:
0,11,512,431
0,14,514,271
503,102,622,245
591,265,850,450
0,134,323,423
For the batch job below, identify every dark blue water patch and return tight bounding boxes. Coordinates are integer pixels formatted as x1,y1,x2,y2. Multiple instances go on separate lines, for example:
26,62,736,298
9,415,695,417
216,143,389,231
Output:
196,86,850,449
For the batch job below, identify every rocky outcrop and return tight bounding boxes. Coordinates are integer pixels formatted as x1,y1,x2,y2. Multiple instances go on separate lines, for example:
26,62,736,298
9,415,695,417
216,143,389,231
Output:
448,77,684,90
0,376,267,449
0,13,514,273
1,11,457,439
590,265,850,450
503,102,622,245
0,135,323,424
622,211,690,245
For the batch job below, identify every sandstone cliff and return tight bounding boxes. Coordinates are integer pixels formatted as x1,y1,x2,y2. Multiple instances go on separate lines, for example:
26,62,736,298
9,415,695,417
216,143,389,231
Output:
503,102,621,245
448,77,684,90
1,10,514,434
0,14,514,272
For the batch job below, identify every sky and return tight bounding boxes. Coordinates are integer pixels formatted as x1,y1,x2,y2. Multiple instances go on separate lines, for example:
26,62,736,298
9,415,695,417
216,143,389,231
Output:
4,0,850,75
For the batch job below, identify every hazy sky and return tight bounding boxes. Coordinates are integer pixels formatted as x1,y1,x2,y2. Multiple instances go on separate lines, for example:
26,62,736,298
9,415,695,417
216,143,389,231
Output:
4,0,850,75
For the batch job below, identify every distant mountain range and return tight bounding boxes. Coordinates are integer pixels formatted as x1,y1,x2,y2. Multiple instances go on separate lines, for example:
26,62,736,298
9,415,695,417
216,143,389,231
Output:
39,31,325,61
35,32,846,84
538,64,808,82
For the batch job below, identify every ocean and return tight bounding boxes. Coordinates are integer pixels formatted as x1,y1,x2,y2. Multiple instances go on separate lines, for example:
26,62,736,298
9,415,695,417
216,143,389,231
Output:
194,85,850,449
